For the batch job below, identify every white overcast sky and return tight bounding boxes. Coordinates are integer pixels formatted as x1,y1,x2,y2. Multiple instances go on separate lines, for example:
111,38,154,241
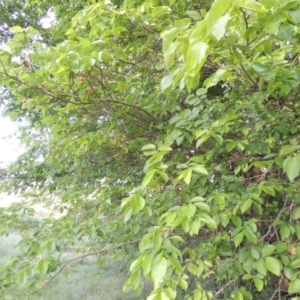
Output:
0,111,23,166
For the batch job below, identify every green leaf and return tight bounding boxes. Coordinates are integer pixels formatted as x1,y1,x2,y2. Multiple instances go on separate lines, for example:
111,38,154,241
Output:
280,224,290,239
211,14,230,41
254,277,264,292
15,270,27,287
243,256,254,273
142,254,153,276
142,144,156,151
151,257,168,283
252,62,268,75
186,42,208,72
162,28,180,52
233,291,244,300
265,257,282,276
283,156,300,182
183,168,192,185
292,207,300,220
288,279,300,294
167,255,183,273
244,226,257,244
130,270,141,290
289,7,300,25
213,134,224,145
161,74,173,90
231,215,242,227
260,186,275,197
279,145,300,156
191,165,208,175
153,230,163,249
234,0,267,12
179,278,188,291
35,258,49,276
251,248,260,260
189,219,202,235
186,204,196,219
234,231,244,247
198,213,217,229
193,202,210,212
190,0,231,40
278,23,293,41
240,199,252,213
289,257,300,269
142,170,156,187
262,245,276,257
256,258,267,276
186,11,201,19
158,145,172,151
157,171,169,182
9,26,23,33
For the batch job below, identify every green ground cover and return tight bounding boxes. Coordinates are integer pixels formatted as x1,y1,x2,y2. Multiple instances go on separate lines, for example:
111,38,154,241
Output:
0,234,149,300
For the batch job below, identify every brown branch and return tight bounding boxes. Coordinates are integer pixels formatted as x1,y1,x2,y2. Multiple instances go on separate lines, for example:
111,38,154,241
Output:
240,64,258,87
91,97,158,122
34,238,140,292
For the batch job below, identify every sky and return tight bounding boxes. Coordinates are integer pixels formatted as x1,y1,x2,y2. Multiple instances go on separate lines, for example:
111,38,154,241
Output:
0,111,23,166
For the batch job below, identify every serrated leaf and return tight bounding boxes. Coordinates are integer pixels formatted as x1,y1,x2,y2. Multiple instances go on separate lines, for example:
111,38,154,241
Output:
265,257,282,276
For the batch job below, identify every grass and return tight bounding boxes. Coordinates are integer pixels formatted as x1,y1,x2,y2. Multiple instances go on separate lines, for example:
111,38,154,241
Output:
0,233,150,300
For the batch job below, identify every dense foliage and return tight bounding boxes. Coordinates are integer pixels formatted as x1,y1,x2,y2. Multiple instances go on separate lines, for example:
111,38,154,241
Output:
1,0,300,299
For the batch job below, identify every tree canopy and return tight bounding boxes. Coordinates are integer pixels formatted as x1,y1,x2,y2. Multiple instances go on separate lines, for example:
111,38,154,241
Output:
1,0,300,299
